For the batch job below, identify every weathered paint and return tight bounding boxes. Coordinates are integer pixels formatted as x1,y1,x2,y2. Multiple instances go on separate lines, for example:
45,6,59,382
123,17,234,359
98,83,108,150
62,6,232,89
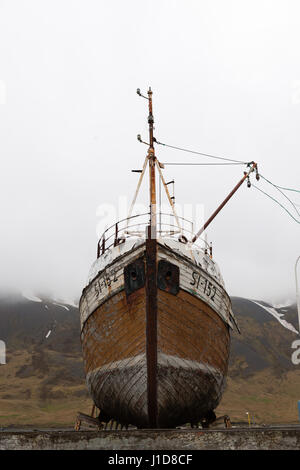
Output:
81,288,148,427
156,288,229,427
80,240,236,332
80,242,231,427
80,244,146,330
158,243,235,329
145,227,158,427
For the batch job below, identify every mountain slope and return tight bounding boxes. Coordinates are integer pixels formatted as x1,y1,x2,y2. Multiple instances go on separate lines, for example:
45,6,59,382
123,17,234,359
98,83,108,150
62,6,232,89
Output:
217,297,300,423
0,294,299,426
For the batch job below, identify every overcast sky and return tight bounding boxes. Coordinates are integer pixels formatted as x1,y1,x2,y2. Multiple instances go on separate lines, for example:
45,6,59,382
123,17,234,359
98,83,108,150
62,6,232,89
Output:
0,0,299,304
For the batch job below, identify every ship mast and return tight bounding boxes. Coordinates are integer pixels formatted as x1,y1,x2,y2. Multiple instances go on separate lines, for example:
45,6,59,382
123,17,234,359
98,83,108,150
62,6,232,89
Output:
145,87,158,428
147,87,157,239
133,87,182,239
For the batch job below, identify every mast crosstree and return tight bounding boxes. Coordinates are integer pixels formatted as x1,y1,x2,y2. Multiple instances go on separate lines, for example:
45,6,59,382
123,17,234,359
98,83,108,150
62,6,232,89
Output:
134,87,182,239
134,88,259,245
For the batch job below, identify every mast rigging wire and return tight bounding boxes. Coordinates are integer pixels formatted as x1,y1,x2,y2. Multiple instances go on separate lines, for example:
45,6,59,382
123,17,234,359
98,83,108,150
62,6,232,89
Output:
276,185,300,193
259,174,300,194
140,133,300,226
162,162,245,166
155,139,249,164
252,184,300,224
259,174,300,218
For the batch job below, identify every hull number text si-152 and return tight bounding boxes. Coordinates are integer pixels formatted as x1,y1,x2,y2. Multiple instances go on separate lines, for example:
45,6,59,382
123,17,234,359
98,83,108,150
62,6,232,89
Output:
94,270,118,298
190,271,216,301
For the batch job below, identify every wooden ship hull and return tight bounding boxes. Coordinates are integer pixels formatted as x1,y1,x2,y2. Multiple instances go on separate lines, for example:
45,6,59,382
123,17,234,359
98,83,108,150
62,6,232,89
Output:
79,87,247,428
80,236,234,428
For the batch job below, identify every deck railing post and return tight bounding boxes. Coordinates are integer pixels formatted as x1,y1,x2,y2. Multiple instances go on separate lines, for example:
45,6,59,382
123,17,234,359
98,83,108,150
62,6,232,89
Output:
114,223,119,247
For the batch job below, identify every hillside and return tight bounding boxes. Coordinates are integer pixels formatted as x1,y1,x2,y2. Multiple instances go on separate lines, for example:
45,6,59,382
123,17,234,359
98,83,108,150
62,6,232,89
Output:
0,294,90,426
0,293,299,426
217,297,300,424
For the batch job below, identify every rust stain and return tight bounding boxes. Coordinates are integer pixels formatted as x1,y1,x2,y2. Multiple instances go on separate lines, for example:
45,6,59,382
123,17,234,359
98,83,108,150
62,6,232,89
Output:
145,229,158,428
81,289,146,372
157,288,230,371
80,272,230,428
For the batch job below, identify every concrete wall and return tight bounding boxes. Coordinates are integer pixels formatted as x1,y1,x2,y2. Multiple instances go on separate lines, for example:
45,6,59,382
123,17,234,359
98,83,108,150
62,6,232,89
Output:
1,429,300,450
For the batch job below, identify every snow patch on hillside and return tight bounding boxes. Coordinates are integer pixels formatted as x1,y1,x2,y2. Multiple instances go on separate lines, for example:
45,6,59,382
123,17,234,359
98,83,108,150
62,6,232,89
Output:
52,296,78,308
272,299,295,309
53,303,70,311
20,291,77,310
251,300,299,335
22,291,42,303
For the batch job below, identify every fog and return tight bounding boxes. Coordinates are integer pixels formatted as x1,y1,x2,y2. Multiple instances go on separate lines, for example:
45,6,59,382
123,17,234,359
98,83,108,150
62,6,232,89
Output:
0,0,299,305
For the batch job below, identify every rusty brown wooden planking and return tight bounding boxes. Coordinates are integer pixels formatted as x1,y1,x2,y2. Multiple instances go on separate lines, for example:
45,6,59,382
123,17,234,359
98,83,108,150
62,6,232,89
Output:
80,238,232,428
79,89,240,428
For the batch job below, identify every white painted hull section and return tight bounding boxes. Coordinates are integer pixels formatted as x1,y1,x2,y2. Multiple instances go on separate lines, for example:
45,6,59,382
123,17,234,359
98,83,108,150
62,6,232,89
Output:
80,240,236,332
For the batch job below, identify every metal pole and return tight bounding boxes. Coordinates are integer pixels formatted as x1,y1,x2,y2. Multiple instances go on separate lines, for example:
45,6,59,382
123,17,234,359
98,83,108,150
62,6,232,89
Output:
145,88,158,427
191,163,257,244
295,255,300,334
126,156,148,224
148,87,156,239
155,159,182,233
159,173,161,236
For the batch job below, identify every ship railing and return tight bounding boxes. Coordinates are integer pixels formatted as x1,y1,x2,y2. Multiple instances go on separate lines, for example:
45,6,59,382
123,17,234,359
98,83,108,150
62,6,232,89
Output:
97,212,210,258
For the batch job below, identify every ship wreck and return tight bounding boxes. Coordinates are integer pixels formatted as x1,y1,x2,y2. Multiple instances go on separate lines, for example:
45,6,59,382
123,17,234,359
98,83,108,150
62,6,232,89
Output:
79,88,258,428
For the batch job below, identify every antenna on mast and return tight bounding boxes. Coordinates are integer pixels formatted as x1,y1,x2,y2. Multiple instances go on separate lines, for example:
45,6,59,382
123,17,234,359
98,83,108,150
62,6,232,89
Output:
135,87,157,239
135,88,183,239
147,87,157,239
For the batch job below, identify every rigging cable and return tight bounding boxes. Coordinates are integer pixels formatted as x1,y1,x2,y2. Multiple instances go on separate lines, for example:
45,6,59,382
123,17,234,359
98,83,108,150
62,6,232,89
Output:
252,184,300,224
154,138,300,224
259,174,300,217
155,139,249,164
260,174,300,193
162,162,244,166
267,183,300,194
